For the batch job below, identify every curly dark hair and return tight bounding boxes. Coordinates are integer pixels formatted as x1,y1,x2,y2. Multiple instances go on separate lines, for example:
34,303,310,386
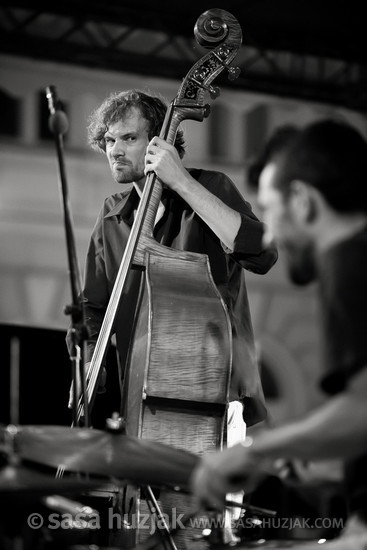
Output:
87,89,186,158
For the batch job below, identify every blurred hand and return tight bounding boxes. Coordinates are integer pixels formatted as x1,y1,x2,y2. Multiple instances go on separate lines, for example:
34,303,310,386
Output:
190,441,267,511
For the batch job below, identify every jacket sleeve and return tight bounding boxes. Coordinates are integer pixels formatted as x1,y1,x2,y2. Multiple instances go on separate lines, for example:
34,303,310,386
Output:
231,211,278,274
198,169,278,274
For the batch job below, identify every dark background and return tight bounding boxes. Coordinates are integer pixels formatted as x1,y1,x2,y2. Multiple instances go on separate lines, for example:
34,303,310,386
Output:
0,323,121,429
2,1,367,111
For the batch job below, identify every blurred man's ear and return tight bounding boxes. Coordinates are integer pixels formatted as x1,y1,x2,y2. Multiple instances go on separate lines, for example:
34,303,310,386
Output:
290,180,318,224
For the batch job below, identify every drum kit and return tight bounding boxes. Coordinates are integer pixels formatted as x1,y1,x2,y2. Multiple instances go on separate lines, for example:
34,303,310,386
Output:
0,420,199,550
0,420,331,550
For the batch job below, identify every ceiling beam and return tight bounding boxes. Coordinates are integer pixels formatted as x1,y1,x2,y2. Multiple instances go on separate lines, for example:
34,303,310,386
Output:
1,2,367,112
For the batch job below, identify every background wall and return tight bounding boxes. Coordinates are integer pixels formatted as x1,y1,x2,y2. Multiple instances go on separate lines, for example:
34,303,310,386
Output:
1,53,366,429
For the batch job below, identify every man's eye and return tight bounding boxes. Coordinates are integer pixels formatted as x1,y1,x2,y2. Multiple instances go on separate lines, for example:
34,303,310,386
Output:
105,137,114,144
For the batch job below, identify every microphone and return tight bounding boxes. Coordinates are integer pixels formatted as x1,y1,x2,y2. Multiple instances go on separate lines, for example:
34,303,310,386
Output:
46,85,69,136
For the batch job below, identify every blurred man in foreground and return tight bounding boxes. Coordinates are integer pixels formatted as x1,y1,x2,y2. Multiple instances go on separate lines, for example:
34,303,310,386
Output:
191,118,367,549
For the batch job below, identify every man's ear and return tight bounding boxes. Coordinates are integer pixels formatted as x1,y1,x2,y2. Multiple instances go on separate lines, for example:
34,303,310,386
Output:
289,179,317,223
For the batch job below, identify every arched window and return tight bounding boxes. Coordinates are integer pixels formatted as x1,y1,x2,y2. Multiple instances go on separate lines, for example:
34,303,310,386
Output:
0,88,20,137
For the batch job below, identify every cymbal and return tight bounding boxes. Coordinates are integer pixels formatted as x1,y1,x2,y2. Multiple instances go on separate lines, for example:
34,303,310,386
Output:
0,461,100,495
4,425,199,489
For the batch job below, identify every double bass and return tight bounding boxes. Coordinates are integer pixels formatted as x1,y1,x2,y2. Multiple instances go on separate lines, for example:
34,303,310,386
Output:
78,8,243,549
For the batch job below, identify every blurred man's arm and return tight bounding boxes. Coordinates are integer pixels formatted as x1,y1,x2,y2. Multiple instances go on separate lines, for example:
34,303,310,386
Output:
191,365,367,509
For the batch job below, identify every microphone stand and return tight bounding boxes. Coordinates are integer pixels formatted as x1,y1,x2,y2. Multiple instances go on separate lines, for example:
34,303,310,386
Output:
46,85,90,428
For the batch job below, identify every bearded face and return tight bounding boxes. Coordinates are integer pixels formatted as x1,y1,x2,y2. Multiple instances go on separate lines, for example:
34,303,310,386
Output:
258,162,317,286
281,237,317,285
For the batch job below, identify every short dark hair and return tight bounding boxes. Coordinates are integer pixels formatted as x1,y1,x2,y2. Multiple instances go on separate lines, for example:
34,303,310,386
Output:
273,119,367,213
247,125,299,191
252,119,367,214
87,89,186,158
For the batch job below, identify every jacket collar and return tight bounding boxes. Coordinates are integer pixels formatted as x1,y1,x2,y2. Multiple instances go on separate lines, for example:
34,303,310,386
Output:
104,183,139,225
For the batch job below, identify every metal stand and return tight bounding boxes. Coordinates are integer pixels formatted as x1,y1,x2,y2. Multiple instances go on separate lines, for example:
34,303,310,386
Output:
46,85,90,428
142,485,179,550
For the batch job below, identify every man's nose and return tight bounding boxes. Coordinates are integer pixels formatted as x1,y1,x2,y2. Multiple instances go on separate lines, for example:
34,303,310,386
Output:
112,139,125,156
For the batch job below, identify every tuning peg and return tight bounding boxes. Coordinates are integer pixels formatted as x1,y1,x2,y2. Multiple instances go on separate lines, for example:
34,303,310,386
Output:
208,85,221,99
212,50,241,81
190,75,221,99
227,66,241,81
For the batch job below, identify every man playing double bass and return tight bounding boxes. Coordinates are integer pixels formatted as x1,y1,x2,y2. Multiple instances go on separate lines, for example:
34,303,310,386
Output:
67,89,276,544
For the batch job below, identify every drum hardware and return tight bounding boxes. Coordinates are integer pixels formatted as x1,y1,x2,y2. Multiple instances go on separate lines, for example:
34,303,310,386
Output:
227,500,277,518
0,426,104,550
140,485,180,550
0,421,199,549
1,416,277,550
3,423,198,489
42,494,99,527
0,424,102,496
1,422,277,550
191,501,277,549
124,499,277,550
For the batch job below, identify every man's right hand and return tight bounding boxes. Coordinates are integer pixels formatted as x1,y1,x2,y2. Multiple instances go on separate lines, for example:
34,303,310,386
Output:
190,441,264,511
